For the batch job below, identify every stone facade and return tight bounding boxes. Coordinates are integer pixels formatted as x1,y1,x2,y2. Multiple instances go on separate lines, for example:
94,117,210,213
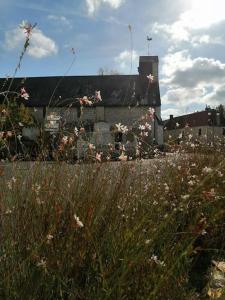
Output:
164,125,225,144
1,55,164,151
31,105,163,145
164,110,225,144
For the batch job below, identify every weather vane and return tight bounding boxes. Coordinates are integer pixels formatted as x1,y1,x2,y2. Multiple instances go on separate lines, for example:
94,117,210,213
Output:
147,36,152,56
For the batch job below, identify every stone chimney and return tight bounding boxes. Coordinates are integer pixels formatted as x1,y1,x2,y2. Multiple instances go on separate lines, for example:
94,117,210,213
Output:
138,56,159,80
137,56,160,107
170,114,173,120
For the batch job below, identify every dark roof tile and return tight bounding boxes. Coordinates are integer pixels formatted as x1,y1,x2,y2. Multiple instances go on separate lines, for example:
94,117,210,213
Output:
164,110,225,129
0,74,161,107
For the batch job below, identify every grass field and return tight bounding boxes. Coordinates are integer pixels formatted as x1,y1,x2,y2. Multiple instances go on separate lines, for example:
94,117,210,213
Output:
0,153,224,299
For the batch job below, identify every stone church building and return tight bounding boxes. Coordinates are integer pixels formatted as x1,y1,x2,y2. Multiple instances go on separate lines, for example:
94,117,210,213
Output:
1,56,163,155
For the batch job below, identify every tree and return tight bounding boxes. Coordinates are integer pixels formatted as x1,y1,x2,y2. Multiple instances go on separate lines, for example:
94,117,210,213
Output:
0,98,35,132
97,67,121,75
216,104,225,123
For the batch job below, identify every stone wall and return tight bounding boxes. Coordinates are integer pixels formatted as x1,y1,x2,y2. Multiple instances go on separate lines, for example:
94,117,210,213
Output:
104,107,149,125
28,105,164,145
80,107,95,121
164,126,225,144
46,107,78,123
31,106,156,126
29,107,43,123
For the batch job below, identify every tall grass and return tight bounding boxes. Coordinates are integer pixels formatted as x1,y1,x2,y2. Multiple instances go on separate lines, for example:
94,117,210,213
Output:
1,20,225,300
0,152,224,299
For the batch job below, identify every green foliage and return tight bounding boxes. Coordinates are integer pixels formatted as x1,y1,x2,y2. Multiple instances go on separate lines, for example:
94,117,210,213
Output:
0,100,35,132
18,103,35,126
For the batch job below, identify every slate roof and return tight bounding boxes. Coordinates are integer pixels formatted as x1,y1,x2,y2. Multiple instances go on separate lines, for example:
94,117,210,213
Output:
0,74,161,108
164,110,225,130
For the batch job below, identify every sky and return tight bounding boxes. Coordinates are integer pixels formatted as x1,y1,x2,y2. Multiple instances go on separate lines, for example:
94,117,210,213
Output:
0,0,225,119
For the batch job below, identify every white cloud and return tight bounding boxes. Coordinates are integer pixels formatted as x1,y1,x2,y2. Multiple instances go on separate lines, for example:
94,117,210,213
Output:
86,0,124,15
47,15,72,27
161,51,225,108
161,107,184,120
152,0,225,46
162,51,225,88
114,50,138,72
185,0,225,29
191,34,224,47
161,50,193,78
150,0,225,115
153,21,224,47
5,26,58,59
162,86,206,106
203,84,225,105
153,22,190,42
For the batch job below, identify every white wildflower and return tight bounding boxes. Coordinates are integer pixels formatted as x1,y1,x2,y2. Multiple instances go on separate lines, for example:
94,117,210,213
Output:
95,90,102,102
147,74,154,83
202,167,213,174
37,258,47,269
20,87,29,100
74,214,84,228
119,152,127,161
150,255,166,267
188,180,195,186
115,123,128,134
17,134,22,141
145,122,151,130
7,177,16,190
164,183,169,192
62,136,68,144
139,125,145,131
148,107,155,115
151,255,158,262
47,234,54,241
88,143,95,150
95,152,102,162
74,127,79,136
201,229,207,236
